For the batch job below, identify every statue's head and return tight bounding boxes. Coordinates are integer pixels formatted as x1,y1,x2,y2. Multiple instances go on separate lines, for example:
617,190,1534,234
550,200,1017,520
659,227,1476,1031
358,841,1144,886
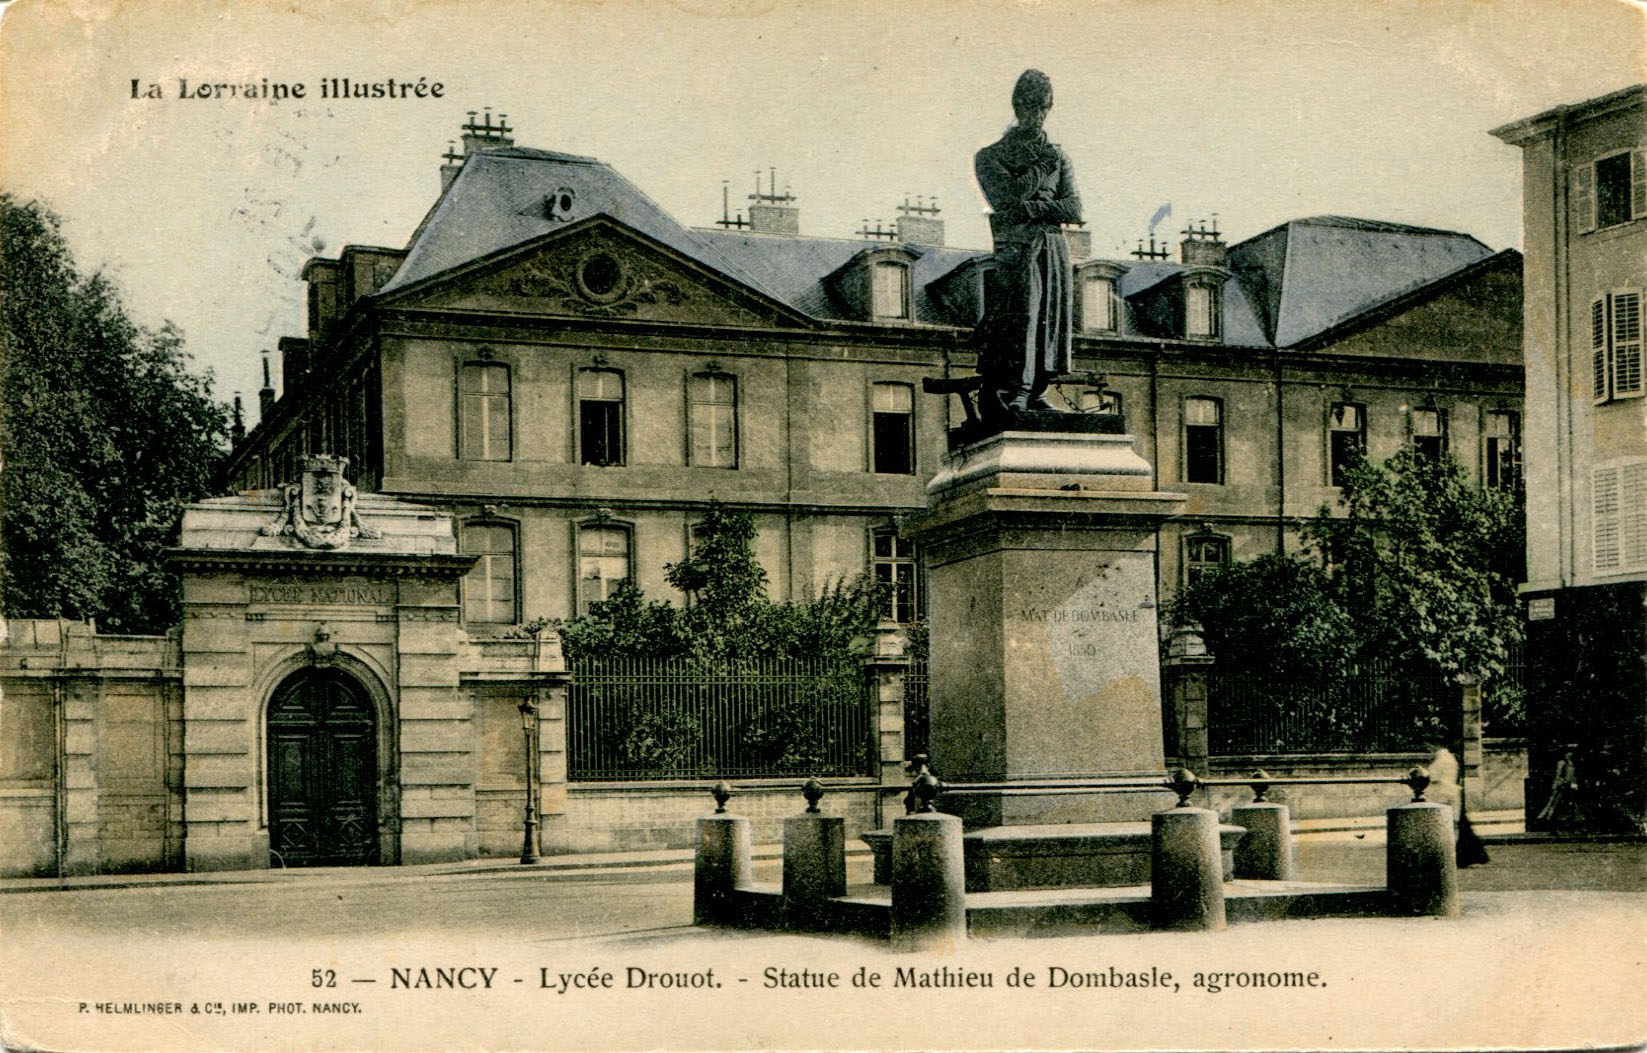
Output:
1011,69,1053,124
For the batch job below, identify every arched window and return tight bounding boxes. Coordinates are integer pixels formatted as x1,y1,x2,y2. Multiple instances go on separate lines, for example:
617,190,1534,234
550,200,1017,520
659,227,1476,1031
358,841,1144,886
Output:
1184,533,1231,587
578,368,625,466
871,527,921,623
462,521,518,627
872,261,910,320
459,362,512,461
689,372,738,468
1183,396,1224,484
577,522,632,614
871,382,915,475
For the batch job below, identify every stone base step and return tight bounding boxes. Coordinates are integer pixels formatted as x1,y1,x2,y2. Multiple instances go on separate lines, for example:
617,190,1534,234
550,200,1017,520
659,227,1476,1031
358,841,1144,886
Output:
862,821,1246,891
718,880,1386,939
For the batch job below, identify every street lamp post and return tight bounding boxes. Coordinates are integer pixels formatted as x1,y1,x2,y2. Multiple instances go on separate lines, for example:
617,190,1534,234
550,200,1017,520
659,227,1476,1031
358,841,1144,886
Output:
518,696,539,864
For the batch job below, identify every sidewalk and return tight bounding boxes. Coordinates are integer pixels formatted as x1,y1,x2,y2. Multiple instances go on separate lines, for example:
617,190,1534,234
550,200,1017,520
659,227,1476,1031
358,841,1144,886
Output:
0,808,1606,895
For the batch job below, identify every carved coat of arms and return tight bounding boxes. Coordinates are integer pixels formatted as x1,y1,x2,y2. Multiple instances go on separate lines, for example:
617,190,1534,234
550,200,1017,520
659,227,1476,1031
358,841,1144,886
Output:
261,454,381,549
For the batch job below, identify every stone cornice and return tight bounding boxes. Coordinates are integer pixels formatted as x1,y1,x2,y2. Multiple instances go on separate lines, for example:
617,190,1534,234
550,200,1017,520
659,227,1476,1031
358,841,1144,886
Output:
165,548,477,579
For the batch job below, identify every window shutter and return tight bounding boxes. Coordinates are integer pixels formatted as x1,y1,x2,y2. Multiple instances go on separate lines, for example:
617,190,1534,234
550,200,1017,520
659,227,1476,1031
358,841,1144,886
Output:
1593,297,1609,401
1633,150,1646,220
1614,292,1643,397
1574,162,1596,234
1594,465,1621,572
1623,462,1647,569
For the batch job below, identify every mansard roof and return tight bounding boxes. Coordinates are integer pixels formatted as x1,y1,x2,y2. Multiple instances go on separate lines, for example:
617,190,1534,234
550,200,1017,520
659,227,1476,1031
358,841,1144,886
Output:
377,146,1508,351
1226,216,1494,347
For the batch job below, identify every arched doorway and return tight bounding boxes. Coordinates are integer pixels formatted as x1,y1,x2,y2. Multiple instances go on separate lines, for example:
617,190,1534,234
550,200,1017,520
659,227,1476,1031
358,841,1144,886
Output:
266,668,379,866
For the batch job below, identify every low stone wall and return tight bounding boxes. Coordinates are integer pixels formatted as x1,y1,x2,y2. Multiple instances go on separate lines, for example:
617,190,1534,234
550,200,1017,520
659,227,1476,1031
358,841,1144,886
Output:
546,782,891,854
1206,743,1527,820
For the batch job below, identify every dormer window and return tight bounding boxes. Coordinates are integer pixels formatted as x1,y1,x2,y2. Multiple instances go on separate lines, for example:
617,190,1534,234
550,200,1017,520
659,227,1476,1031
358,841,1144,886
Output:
1076,260,1127,334
827,245,919,323
873,262,910,320
1184,277,1221,340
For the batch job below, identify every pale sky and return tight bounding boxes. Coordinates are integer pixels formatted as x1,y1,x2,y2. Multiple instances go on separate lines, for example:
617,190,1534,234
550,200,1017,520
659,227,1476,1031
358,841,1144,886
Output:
2,0,1643,419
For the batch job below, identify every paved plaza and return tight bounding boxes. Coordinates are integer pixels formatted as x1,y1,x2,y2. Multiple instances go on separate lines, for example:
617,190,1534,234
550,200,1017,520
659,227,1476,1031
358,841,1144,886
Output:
2,833,1642,1052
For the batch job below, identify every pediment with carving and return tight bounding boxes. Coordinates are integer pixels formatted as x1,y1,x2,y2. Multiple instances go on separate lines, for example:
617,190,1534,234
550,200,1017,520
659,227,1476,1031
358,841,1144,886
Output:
405,227,794,328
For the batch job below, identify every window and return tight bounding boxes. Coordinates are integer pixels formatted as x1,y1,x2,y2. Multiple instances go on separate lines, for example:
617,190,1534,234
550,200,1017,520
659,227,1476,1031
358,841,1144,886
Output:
1185,280,1220,339
1328,403,1366,487
577,524,631,614
1183,397,1223,484
1080,273,1118,333
689,373,738,468
1483,411,1521,490
1593,461,1647,574
1575,149,1646,233
1592,291,1644,403
462,522,517,627
578,368,625,466
459,363,511,461
1184,534,1230,587
871,529,921,623
872,262,909,320
1410,408,1447,461
872,382,915,475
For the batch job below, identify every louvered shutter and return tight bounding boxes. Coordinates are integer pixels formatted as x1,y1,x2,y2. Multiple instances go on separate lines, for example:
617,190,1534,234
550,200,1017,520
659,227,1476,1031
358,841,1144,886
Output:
1593,297,1609,401
1575,162,1597,234
1622,461,1647,570
1594,465,1621,572
1614,291,1643,397
1633,150,1646,220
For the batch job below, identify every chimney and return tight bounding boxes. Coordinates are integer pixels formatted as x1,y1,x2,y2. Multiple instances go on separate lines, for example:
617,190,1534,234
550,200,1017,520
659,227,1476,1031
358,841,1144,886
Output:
440,140,464,192
747,167,799,235
279,337,311,394
1063,224,1092,260
258,355,276,417
1179,217,1227,268
460,108,514,155
894,195,945,247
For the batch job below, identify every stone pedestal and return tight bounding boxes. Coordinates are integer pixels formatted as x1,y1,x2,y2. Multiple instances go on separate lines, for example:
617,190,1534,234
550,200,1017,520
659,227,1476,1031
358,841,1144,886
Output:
782,814,845,929
1387,802,1458,917
1151,806,1226,931
1231,802,1295,880
695,814,753,925
891,812,967,952
904,428,1187,829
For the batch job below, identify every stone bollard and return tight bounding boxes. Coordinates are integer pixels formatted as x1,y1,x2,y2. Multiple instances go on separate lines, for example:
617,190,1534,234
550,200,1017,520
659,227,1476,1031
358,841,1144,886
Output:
890,774,966,952
1230,802,1295,881
782,780,846,931
1151,770,1226,931
1386,802,1458,918
694,781,753,926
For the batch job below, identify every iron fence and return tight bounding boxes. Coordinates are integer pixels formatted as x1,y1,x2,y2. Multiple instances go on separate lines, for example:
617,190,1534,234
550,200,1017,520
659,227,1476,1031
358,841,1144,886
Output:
1208,662,1461,755
903,661,930,761
1483,643,1526,738
567,655,874,781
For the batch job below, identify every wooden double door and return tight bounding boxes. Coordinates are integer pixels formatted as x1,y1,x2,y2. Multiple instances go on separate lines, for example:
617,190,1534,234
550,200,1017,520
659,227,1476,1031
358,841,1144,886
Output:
267,669,379,866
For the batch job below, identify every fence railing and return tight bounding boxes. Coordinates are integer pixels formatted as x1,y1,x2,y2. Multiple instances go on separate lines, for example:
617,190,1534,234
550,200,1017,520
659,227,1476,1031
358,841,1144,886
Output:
903,662,930,761
567,655,875,781
1207,662,1461,755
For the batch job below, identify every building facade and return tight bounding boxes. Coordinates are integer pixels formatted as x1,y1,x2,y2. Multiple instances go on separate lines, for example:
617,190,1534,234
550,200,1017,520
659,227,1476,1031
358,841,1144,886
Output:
219,117,1524,634
1492,85,1647,829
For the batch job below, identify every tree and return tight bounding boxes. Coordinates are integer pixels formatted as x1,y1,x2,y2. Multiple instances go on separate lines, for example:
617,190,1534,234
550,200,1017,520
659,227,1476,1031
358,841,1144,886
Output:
1,195,228,633
1305,447,1524,684
542,501,889,777
1170,449,1525,752
1173,553,1355,683
551,500,887,664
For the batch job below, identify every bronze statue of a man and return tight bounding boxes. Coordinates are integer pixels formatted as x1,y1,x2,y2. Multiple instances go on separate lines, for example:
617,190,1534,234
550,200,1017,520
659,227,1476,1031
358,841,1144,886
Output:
973,69,1083,420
